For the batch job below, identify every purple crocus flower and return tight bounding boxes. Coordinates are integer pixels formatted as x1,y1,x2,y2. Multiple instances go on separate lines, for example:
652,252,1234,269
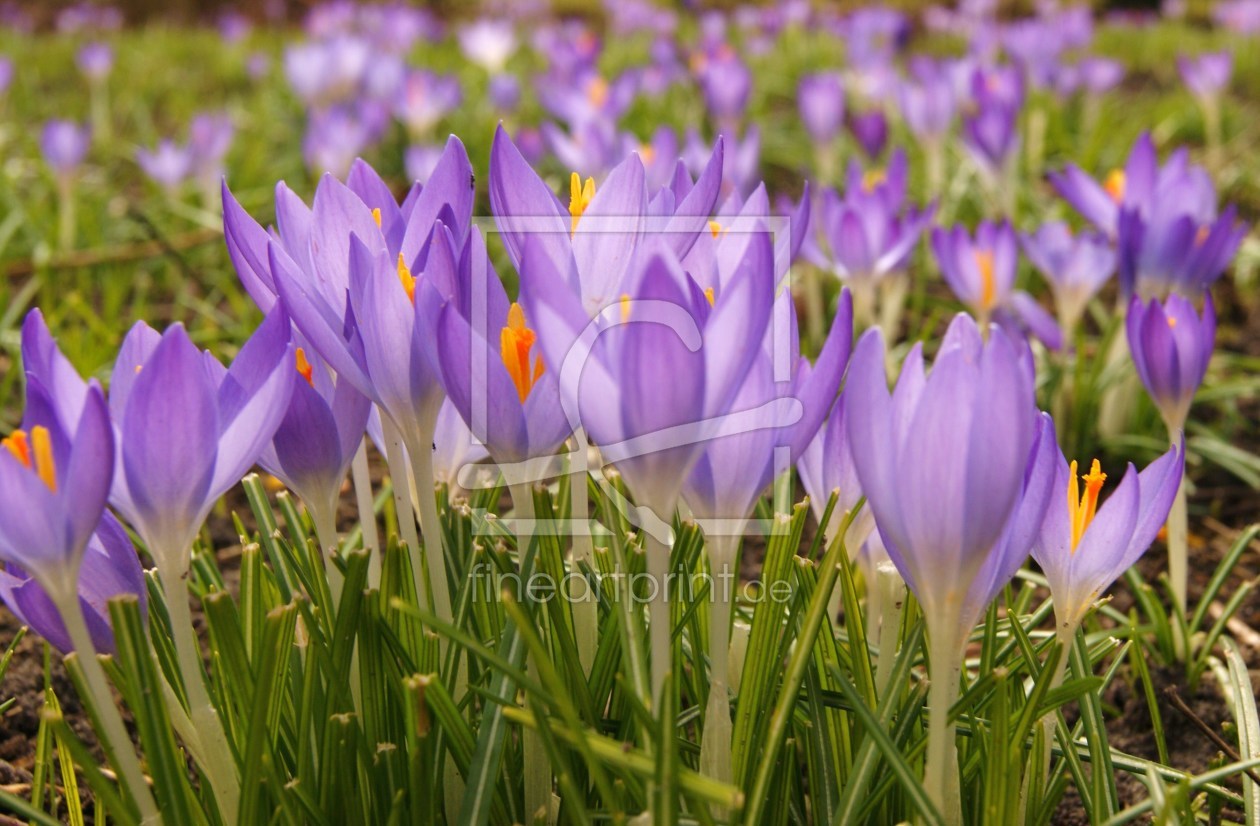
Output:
40,120,90,176
684,286,853,526
107,311,296,564
798,72,845,145
962,65,1023,177
405,144,444,182
797,385,876,554
0,378,115,615
848,315,1059,720
0,512,145,655
1069,134,1248,298
136,139,194,191
488,72,521,112
519,225,776,518
842,7,909,68
846,316,1057,700
696,46,752,126
458,18,517,73
303,106,370,178
805,151,934,293
933,221,1062,349
1020,222,1115,337
897,59,958,143
1049,132,1240,279
1178,51,1232,100
189,112,234,183
256,342,372,520
76,41,113,83
848,109,888,159
1077,57,1125,96
394,69,462,137
1032,438,1184,632
421,228,571,465
432,398,490,494
683,126,759,198
229,144,475,501
1126,293,1215,431
0,57,13,96
491,125,725,317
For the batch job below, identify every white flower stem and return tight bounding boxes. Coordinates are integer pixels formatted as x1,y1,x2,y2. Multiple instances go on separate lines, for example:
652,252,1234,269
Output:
404,429,454,634
1164,417,1189,655
872,562,906,698
568,450,597,675
158,561,240,824
924,620,963,826
645,529,673,709
351,440,381,590
509,482,554,825
699,533,738,784
311,500,344,609
53,585,162,824
380,417,427,612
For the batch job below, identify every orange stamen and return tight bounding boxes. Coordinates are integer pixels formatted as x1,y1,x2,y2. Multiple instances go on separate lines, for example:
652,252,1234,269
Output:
371,207,382,228
1067,458,1107,552
397,254,416,303
500,303,544,403
295,348,315,387
975,250,997,311
1103,169,1126,203
3,427,57,491
569,172,596,235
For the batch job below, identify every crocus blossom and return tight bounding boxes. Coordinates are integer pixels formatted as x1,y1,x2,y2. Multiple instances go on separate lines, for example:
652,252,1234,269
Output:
0,512,146,655
845,315,1056,635
40,120,90,176
933,221,1062,349
0,378,114,598
1126,293,1215,431
1177,51,1232,100
1032,440,1184,631
1020,222,1115,338
109,312,295,565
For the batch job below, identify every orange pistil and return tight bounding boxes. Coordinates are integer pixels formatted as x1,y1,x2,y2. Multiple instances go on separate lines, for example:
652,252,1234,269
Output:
1103,168,1126,203
2,426,57,492
397,254,416,303
974,250,997,311
295,347,315,387
500,303,545,403
1067,458,1107,552
707,220,723,238
586,76,609,108
569,172,596,235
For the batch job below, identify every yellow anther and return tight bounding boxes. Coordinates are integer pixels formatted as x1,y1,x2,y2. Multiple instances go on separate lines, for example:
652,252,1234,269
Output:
1167,315,1177,328
707,220,723,238
500,303,545,403
569,172,596,235
704,287,715,306
1067,459,1107,553
1103,168,1126,204
639,143,656,165
862,169,886,191
397,254,416,303
295,347,315,387
2,431,31,469
371,207,382,228
619,293,632,323
3,427,57,492
586,76,609,108
974,250,997,311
